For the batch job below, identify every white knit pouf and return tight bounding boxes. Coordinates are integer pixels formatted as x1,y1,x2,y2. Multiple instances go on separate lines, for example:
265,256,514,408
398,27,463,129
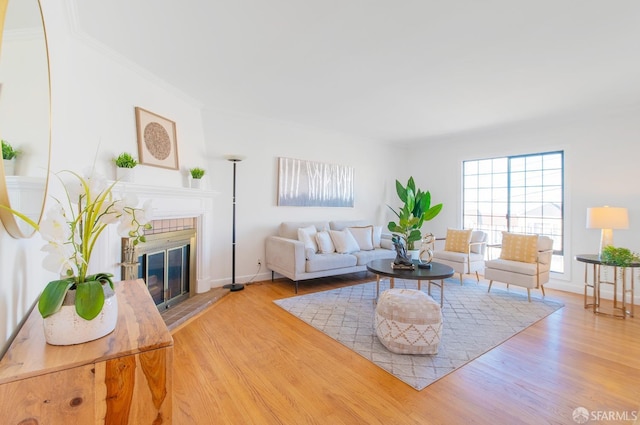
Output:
375,288,443,355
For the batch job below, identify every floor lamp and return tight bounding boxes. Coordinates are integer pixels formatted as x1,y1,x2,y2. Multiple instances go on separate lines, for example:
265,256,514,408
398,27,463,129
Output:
223,155,246,291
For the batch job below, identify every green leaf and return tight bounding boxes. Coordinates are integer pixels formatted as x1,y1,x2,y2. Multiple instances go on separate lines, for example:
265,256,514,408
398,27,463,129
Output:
395,180,407,203
423,203,443,221
75,280,106,320
407,229,423,244
38,279,74,318
407,177,416,194
87,272,115,291
415,191,431,216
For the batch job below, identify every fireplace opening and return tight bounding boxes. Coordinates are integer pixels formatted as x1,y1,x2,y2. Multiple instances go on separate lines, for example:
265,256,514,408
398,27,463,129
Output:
122,228,196,310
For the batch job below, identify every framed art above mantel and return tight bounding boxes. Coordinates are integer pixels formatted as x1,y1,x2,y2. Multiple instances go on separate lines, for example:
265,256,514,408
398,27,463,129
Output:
135,107,179,170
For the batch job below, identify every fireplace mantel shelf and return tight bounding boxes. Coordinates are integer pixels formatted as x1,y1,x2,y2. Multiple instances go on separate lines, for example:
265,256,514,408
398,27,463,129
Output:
109,181,220,198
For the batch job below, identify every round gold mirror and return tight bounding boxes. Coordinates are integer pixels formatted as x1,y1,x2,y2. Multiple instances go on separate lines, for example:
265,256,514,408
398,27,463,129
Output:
0,0,51,238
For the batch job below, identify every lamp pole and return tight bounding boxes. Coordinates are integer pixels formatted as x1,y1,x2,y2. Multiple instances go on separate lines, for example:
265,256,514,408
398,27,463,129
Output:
223,156,245,291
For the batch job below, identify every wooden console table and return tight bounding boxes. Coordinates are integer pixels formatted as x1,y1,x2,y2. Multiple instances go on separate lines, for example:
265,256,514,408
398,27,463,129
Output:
575,254,638,319
0,279,173,424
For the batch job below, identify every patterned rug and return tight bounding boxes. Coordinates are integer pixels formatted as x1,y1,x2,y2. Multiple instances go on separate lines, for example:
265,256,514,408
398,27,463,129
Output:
274,278,564,390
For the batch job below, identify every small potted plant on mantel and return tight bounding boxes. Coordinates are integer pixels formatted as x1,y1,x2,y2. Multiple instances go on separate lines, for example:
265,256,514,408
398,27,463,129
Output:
189,167,205,189
2,139,20,176
114,152,138,182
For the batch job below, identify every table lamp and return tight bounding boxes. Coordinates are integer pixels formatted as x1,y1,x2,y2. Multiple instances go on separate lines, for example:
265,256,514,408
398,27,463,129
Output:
586,206,629,256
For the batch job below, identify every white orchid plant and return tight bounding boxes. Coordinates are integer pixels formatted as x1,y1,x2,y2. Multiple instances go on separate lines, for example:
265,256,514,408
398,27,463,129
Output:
10,170,152,320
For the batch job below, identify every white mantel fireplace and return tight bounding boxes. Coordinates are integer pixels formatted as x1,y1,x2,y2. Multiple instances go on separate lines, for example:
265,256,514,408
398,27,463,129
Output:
94,182,218,294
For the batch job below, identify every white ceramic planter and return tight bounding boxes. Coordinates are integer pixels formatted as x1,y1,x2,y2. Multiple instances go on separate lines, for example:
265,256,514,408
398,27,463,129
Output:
42,286,118,346
408,249,420,261
116,167,135,182
190,178,202,189
3,159,15,175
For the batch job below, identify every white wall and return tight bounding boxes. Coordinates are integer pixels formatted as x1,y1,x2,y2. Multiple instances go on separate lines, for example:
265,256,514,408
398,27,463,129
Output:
404,104,640,297
201,108,398,286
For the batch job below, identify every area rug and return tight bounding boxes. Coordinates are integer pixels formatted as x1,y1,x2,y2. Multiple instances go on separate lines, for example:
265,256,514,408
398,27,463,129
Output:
273,278,564,390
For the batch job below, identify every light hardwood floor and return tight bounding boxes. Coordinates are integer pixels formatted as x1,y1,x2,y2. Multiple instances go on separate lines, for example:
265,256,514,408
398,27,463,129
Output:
172,274,640,424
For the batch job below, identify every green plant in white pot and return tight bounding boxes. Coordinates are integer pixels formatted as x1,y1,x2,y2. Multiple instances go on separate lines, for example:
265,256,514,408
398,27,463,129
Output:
8,169,153,345
387,176,443,251
189,167,205,188
2,139,20,175
114,152,138,182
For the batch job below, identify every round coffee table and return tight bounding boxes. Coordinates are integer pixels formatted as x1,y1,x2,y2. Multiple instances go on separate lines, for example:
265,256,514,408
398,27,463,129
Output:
366,259,455,307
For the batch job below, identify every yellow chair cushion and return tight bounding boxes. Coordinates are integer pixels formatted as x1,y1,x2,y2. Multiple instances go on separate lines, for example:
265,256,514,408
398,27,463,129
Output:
500,232,538,263
444,228,472,253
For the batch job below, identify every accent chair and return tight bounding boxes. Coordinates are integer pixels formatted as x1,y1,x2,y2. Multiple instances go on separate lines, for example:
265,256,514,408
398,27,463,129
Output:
484,232,554,302
432,229,488,285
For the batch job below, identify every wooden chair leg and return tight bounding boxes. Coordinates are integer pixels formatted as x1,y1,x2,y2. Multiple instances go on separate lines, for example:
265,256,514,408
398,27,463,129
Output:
541,285,546,297
527,288,531,302
475,271,480,283
488,280,493,293
459,273,463,285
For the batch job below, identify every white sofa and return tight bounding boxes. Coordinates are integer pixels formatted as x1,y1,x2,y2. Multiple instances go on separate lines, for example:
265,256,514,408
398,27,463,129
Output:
265,220,396,292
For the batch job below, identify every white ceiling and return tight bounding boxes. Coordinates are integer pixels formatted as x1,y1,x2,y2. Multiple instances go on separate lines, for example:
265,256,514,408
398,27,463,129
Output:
75,0,640,143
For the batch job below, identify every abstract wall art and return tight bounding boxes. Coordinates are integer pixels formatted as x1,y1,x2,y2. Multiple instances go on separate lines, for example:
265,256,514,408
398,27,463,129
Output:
277,157,354,207
135,107,179,170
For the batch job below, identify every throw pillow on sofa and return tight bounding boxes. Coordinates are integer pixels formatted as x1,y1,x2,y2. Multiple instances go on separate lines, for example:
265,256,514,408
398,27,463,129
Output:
347,226,374,251
298,225,319,258
315,230,335,254
373,226,383,248
329,229,360,254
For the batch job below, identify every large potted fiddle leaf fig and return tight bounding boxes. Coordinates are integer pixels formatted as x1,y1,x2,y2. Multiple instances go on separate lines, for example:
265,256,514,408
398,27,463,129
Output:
387,177,443,250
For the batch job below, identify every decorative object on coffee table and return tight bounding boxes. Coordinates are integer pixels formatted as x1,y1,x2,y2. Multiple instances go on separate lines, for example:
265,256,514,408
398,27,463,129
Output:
135,106,179,170
392,234,414,269
418,233,435,268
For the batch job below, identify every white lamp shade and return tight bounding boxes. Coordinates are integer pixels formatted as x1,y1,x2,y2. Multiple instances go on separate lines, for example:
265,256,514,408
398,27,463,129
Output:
586,207,629,229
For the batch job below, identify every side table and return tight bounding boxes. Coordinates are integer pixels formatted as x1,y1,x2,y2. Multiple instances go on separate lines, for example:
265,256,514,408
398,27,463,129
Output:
575,254,638,318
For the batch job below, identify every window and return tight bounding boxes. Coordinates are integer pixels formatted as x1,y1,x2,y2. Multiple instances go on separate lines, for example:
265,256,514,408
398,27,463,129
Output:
463,151,564,272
